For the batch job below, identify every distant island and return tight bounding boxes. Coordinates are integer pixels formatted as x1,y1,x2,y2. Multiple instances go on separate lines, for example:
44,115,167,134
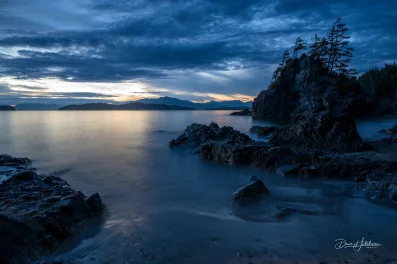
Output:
204,106,249,110
0,105,16,111
59,102,195,111
15,103,61,110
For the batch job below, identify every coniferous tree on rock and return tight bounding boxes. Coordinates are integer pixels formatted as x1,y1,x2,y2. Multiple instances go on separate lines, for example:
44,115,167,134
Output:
326,18,357,77
293,37,307,59
252,18,376,120
309,34,329,67
272,50,290,83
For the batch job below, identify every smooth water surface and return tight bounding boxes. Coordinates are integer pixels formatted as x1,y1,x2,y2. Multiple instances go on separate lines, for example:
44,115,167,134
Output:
0,111,396,264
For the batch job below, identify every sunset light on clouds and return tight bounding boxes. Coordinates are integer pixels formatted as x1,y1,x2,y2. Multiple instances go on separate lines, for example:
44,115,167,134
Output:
0,0,396,105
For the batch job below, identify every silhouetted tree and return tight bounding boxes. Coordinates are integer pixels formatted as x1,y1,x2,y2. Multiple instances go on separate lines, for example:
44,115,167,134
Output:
282,49,290,66
272,50,290,82
318,37,329,65
327,19,338,71
309,34,321,58
327,18,356,76
293,37,306,58
309,34,329,66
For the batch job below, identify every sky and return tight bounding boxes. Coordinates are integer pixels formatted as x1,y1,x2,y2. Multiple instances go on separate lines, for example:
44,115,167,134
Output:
0,0,396,105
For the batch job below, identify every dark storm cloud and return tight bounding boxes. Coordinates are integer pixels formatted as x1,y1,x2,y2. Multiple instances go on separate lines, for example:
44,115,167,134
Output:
0,33,102,48
0,0,396,102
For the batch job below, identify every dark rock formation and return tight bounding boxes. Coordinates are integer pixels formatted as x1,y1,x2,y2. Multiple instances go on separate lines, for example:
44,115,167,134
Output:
276,164,299,177
170,123,397,203
233,179,270,203
250,126,279,137
252,55,376,120
380,124,397,136
0,155,105,264
230,108,252,116
0,105,16,111
252,85,292,119
363,171,397,201
269,111,363,152
170,122,253,149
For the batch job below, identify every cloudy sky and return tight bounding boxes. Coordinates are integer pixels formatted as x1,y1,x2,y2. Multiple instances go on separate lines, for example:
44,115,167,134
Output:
0,0,396,105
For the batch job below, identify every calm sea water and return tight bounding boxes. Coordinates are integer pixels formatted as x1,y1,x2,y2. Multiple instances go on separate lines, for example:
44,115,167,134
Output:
0,111,397,264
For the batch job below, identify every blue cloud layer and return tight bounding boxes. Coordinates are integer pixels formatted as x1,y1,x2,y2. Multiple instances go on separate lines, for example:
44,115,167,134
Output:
0,0,396,103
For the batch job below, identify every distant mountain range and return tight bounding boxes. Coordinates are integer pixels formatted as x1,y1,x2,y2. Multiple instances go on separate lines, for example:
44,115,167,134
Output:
137,97,252,110
59,102,194,111
15,103,61,110
1,97,252,111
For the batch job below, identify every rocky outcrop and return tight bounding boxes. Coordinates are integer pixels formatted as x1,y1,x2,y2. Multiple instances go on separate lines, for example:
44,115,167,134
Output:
233,179,270,203
250,126,279,137
170,122,253,149
252,85,293,119
230,108,252,116
363,171,397,201
252,55,376,120
269,111,363,152
170,123,397,204
0,155,105,264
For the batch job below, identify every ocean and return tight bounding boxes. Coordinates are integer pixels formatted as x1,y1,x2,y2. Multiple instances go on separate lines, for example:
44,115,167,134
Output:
1,110,396,263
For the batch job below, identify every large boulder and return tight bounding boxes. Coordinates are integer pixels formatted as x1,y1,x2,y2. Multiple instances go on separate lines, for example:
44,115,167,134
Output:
0,156,105,264
233,179,270,203
270,111,363,152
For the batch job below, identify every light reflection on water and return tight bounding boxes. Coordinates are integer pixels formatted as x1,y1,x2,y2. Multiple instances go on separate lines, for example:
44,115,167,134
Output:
0,110,396,263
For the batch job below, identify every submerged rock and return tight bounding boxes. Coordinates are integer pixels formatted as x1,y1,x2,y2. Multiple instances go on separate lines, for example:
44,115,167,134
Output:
0,155,105,264
233,179,270,203
230,108,252,116
250,126,279,137
271,206,297,220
